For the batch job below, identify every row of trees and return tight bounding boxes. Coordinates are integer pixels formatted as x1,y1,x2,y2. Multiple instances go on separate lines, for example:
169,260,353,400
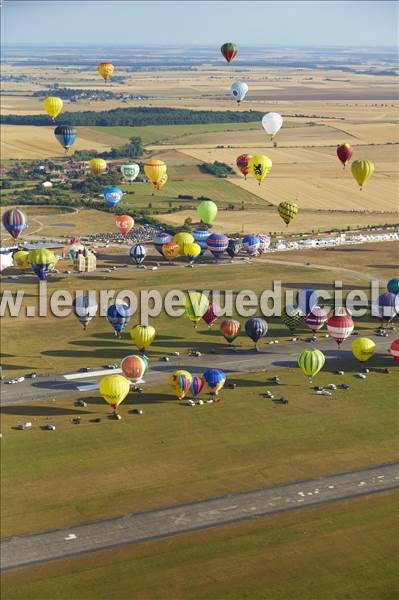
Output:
199,161,235,178
72,136,144,161
1,106,263,127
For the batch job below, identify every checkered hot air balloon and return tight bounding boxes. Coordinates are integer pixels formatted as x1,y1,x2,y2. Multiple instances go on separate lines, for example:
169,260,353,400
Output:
278,202,298,226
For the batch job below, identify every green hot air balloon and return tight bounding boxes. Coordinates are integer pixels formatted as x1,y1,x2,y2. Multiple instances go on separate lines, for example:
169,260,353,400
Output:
298,349,325,382
198,200,217,226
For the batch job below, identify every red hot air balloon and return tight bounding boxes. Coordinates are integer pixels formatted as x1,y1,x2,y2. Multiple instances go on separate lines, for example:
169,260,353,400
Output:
236,154,252,180
337,144,353,169
221,42,238,63
305,306,329,333
390,339,399,363
327,310,354,347
116,215,134,236
203,302,222,328
220,319,241,344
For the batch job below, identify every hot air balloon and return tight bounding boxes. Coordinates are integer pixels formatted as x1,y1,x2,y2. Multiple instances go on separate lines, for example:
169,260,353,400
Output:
2,208,27,240
245,317,268,349
12,250,30,269
374,292,398,324
168,370,192,400
130,324,156,353
185,292,209,328
0,253,13,272
144,159,167,190
281,305,304,333
262,112,283,140
153,232,173,255
173,232,194,249
157,173,168,190
192,229,211,253
336,144,353,169
226,239,241,259
236,154,252,179
257,234,271,254
221,42,238,63
162,241,180,261
121,163,140,182
43,96,63,121
90,158,107,176
182,242,201,260
206,233,228,259
298,349,325,382
220,319,241,344
387,278,399,295
327,310,354,347
28,248,57,281
54,125,77,152
352,338,376,362
191,375,205,399
296,289,319,316
103,186,123,207
242,235,260,256
116,215,134,236
248,155,272,186
203,369,226,397
231,82,248,103
304,306,329,333
390,339,399,363
98,62,114,81
351,159,374,190
130,244,147,266
278,202,298,226
121,354,148,383
107,302,132,338
99,375,130,414
203,301,222,328
72,293,98,330
198,200,218,226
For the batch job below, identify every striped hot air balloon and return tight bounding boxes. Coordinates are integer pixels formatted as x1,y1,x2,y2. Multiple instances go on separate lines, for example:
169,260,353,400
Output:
305,306,329,333
153,232,172,255
327,310,354,347
192,229,211,253
206,233,229,259
54,125,77,151
168,370,192,400
220,319,241,344
191,375,205,399
2,208,28,240
390,339,399,363
130,325,156,353
298,349,325,381
242,235,261,256
107,303,132,338
245,317,268,349
129,244,147,266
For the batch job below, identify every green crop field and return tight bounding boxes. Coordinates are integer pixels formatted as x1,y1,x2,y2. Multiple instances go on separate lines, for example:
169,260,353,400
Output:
3,491,398,600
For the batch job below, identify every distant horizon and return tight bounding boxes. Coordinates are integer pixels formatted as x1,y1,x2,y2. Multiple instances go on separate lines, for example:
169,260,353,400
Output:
3,43,398,50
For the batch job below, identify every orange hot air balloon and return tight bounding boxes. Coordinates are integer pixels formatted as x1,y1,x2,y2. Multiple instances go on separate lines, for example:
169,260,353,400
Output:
236,154,252,179
116,215,134,236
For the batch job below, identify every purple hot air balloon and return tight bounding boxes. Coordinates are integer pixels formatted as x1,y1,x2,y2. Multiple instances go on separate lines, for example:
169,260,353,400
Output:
202,301,222,328
304,306,329,333
206,233,228,259
2,208,28,240
336,144,353,169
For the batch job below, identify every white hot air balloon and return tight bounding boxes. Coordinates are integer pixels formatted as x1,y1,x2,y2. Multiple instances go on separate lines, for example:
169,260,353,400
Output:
262,112,283,140
0,252,13,272
231,82,248,104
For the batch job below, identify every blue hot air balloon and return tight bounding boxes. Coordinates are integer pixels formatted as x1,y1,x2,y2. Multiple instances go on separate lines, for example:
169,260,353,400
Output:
206,233,229,259
203,369,226,396
191,375,205,399
296,289,319,316
54,125,77,151
2,208,28,240
375,292,398,323
104,187,123,208
242,235,260,256
153,232,172,255
192,229,211,254
129,244,147,266
245,317,268,348
107,303,132,338
231,82,248,104
387,278,399,295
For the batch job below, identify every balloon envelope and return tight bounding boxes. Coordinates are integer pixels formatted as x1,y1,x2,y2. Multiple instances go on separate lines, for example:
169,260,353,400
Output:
203,369,226,394
129,244,147,266
242,235,260,255
104,186,123,207
153,232,172,255
2,208,27,239
121,354,148,382
90,158,107,176
130,325,156,352
121,163,139,182
162,241,180,260
144,160,167,189
220,319,241,343
351,159,374,189
221,42,238,63
296,289,319,316
262,112,283,139
337,144,353,168
245,317,268,344
98,62,114,81
54,125,77,151
236,154,252,179
43,96,63,120
231,82,248,103
116,215,134,235
298,349,325,379
304,306,329,332
198,200,218,226
203,302,222,327
387,278,399,295
352,338,376,362
107,303,132,336
72,293,98,330
206,233,228,258
390,339,399,363
327,311,354,346
191,375,205,398
168,370,192,400
28,248,57,280
278,202,298,225
99,375,130,409
185,292,209,325
248,155,272,185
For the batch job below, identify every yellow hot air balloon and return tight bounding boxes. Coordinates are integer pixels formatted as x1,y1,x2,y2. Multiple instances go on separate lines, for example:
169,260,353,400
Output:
173,232,194,250
185,292,209,328
352,337,376,362
99,374,130,413
130,324,156,353
144,159,167,190
13,250,30,269
182,242,201,259
157,173,168,191
351,159,374,190
248,155,272,186
168,370,192,401
98,62,115,81
278,202,298,226
89,158,107,176
43,96,63,121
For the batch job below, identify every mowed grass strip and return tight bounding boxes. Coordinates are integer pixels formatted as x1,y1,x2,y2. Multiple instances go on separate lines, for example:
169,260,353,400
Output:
1,367,398,538
3,492,398,600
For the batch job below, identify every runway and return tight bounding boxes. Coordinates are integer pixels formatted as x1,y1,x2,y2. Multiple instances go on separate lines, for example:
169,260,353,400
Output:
2,462,398,571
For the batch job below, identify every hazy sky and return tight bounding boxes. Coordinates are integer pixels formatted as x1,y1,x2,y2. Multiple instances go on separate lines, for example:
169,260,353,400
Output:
2,0,398,47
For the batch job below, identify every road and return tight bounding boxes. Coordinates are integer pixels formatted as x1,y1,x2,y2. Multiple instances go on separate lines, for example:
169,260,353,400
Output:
0,334,394,405
2,462,398,571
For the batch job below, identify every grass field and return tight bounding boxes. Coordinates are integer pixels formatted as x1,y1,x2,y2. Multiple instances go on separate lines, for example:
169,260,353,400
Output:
3,491,398,600
2,366,398,538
